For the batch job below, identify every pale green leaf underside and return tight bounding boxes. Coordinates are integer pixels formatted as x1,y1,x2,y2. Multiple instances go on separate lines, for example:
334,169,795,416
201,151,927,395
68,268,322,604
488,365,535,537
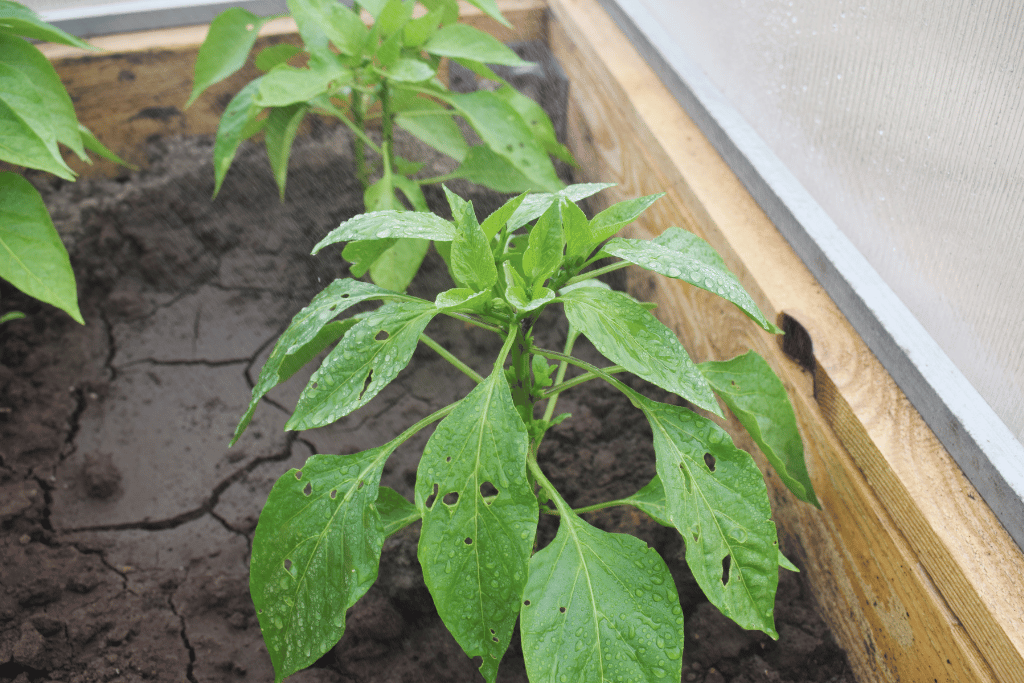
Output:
521,513,684,683
638,397,779,636
560,287,720,415
377,486,420,536
700,351,820,507
289,299,437,430
250,447,394,682
313,211,458,253
0,172,82,323
232,279,398,444
415,366,536,683
602,228,780,333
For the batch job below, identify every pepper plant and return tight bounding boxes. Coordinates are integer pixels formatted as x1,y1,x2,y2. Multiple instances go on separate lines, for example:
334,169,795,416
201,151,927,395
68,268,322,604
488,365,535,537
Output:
0,1,127,325
187,0,572,291
234,184,820,682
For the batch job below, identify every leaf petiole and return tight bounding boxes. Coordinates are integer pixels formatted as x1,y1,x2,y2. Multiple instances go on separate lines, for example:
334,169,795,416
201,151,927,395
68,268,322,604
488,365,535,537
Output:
418,333,484,383
562,260,630,287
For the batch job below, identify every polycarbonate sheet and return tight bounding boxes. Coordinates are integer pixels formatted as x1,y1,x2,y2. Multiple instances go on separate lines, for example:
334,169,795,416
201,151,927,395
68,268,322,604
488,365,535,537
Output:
636,0,1024,444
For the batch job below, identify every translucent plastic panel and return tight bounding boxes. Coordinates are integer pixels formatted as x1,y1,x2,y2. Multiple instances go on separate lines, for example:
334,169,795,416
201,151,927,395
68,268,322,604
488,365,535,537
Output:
637,0,1024,442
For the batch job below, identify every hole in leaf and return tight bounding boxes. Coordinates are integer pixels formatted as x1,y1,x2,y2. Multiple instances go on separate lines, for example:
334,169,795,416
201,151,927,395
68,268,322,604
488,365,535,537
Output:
375,329,389,341
445,456,451,463
465,537,472,544
361,371,373,397
559,607,566,613
329,305,337,311
490,629,496,634
730,380,737,386
480,481,498,498
692,532,699,543
704,453,716,472
523,600,531,606
357,480,364,490
443,491,459,506
492,636,499,642
721,554,731,585
341,293,350,299
284,559,292,571
303,482,312,496
425,483,438,509
311,381,318,389
294,470,302,480
330,489,337,499
471,656,483,668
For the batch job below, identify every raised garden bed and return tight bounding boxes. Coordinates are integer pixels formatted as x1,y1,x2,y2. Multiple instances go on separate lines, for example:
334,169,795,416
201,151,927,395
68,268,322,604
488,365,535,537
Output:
2,0,1022,681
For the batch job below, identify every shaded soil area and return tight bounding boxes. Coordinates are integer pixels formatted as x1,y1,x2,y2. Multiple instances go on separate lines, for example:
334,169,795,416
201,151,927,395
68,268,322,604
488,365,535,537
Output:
1,47,853,683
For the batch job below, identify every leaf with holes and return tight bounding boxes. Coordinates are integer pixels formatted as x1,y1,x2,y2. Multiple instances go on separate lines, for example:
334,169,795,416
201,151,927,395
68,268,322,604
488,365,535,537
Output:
289,299,437,430
414,363,537,683
250,445,395,683
700,351,819,507
602,227,781,333
560,286,721,415
233,279,398,445
637,395,779,636
520,511,684,683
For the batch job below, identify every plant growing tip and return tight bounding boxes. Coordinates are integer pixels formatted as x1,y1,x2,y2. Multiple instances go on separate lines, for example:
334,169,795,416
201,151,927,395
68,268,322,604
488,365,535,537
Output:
189,0,574,290
235,184,820,682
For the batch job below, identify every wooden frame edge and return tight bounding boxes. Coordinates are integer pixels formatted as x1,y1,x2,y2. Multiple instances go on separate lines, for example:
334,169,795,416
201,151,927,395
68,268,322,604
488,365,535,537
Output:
544,0,1024,681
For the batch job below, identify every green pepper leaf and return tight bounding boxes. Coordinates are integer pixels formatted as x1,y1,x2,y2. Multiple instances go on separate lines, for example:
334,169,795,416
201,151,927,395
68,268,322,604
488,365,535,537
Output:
341,239,396,277
448,90,563,193
637,397,779,636
560,287,720,415
265,103,307,200
423,23,529,66
446,186,497,291
460,0,511,28
507,183,614,230
368,238,430,293
250,446,395,682
0,1,94,49
289,299,437,430
232,279,399,444
700,351,819,507
377,486,420,536
78,124,131,167
602,227,781,333
480,192,527,240
314,211,457,253
415,363,536,683
394,98,468,162
588,193,663,244
255,43,303,72
522,201,563,287
211,79,264,198
380,57,435,82
288,0,366,58
256,64,351,107
521,511,684,683
0,63,75,179
403,4,445,47
493,85,575,165
0,34,85,160
560,196,591,264
0,172,82,324
187,8,272,108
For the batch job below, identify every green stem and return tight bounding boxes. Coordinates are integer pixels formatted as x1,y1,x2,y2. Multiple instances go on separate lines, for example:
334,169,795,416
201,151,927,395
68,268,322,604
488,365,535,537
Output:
419,333,484,384
563,261,631,287
536,365,627,402
509,320,534,426
530,346,637,401
572,497,632,516
526,450,574,520
540,329,580,424
390,401,457,448
415,171,461,186
351,87,369,192
445,312,503,335
380,78,395,180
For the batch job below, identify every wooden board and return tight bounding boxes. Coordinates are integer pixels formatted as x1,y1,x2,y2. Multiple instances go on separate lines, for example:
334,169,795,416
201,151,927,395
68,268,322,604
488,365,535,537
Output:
40,0,547,177
544,0,1024,681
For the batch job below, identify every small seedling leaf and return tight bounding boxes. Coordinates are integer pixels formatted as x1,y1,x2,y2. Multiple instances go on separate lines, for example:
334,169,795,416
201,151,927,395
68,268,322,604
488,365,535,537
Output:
289,300,437,430
250,446,394,682
0,173,82,323
700,351,819,507
446,187,498,291
521,512,684,683
602,228,781,333
561,287,720,415
522,201,563,287
639,398,779,636
416,364,536,683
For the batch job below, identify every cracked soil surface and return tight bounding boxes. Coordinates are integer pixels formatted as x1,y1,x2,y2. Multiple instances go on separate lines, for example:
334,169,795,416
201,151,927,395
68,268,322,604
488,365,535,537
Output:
1,48,854,683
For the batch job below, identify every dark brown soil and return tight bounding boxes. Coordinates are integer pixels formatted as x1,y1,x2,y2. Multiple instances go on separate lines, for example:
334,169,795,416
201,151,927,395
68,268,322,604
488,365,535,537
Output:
1,46,854,683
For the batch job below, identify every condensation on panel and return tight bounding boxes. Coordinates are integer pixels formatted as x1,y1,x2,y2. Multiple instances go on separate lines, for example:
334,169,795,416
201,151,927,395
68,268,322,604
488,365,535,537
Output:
639,0,1024,441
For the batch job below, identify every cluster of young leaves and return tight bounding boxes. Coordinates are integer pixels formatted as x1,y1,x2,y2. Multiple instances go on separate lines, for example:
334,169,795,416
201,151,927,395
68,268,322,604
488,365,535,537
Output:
233,184,820,683
0,1,127,325
187,0,573,291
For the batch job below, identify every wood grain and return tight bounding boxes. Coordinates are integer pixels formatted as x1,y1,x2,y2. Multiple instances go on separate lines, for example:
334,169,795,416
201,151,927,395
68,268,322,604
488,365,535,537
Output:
41,0,547,177
546,0,1024,680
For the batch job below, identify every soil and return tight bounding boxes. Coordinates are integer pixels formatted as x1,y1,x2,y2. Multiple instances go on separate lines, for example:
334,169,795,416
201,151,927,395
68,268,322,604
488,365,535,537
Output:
1,44,854,683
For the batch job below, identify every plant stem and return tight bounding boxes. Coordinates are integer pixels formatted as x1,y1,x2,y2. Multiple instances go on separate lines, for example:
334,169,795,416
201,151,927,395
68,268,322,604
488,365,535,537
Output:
380,78,395,180
563,261,631,287
571,497,633,516
536,365,627,401
509,320,534,426
540,329,580,424
419,333,484,384
351,87,369,192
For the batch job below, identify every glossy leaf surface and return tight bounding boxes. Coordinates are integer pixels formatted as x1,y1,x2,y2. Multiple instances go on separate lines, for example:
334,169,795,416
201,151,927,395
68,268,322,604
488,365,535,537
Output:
313,211,457,253
377,486,420,536
701,352,819,507
233,279,398,443
561,287,720,415
602,227,780,333
211,79,264,197
521,512,684,683
289,300,437,430
265,103,307,200
638,396,779,636
507,183,614,230
187,8,271,107
250,446,394,682
416,365,536,683
0,63,74,179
